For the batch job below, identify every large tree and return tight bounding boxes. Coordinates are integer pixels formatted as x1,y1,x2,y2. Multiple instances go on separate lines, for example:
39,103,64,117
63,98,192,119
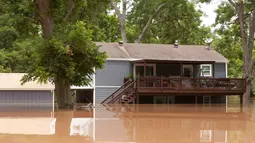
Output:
110,0,212,44
0,0,109,107
201,0,255,105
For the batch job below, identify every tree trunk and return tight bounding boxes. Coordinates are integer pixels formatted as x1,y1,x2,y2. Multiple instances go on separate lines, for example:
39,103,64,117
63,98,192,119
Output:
243,77,252,105
36,0,72,108
235,2,254,105
110,0,127,43
36,0,52,39
120,19,127,43
55,77,72,108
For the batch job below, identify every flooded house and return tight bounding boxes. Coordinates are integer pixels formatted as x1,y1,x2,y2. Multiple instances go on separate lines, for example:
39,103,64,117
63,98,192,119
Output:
95,42,246,105
0,42,246,107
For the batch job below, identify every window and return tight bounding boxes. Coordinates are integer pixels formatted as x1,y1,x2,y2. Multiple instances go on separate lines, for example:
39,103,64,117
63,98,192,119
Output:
200,64,212,77
135,64,156,77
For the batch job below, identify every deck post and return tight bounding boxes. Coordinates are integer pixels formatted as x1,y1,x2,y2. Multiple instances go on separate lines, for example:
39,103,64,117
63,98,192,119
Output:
180,62,183,77
195,96,198,104
144,61,147,77
192,63,195,77
161,75,163,92
136,94,139,104
212,62,215,78
240,95,243,112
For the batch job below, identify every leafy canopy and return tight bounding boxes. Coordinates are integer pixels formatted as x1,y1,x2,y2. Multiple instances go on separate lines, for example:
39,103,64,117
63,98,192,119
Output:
21,21,107,86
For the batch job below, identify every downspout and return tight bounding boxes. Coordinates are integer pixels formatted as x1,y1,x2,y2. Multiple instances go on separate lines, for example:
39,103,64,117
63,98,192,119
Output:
51,90,54,116
92,67,96,141
225,62,228,111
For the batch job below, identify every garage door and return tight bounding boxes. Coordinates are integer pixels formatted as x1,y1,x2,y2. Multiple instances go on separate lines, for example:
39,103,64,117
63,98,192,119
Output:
0,91,53,111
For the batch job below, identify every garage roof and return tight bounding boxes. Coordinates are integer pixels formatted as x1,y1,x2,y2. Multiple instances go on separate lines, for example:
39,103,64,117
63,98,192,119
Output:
0,73,54,91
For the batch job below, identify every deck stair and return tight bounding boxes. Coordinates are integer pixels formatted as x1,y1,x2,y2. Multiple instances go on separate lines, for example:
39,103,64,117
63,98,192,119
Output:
101,80,136,104
120,93,136,104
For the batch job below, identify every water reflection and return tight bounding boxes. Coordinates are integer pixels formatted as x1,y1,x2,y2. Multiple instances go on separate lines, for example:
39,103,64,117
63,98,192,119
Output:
0,97,254,143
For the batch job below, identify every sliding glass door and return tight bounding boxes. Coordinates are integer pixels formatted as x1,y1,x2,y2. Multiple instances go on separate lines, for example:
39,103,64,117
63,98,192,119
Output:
135,64,156,77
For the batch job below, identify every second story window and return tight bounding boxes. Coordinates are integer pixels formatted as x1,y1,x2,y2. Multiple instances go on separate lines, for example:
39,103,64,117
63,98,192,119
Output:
200,64,212,77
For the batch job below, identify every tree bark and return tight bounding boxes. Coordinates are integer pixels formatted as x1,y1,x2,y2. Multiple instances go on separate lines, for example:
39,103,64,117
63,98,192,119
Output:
55,77,66,108
235,2,255,105
36,0,72,108
110,0,127,43
55,77,72,108
135,2,169,43
36,0,53,39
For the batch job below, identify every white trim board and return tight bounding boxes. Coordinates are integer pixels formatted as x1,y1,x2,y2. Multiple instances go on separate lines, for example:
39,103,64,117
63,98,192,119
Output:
106,58,228,63
71,87,94,89
106,58,141,61
0,88,54,91
95,118,121,121
95,86,121,88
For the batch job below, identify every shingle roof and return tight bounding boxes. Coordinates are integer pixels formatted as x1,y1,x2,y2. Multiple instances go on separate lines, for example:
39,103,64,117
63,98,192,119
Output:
97,43,130,58
0,73,54,91
96,42,228,62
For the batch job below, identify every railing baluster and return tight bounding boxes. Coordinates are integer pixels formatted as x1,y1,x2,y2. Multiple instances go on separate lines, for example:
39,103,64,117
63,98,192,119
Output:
213,78,215,93
161,76,163,92
229,79,231,91
179,77,181,92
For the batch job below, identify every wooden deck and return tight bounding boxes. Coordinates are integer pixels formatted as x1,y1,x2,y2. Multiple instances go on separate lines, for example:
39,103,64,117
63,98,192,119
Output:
136,77,246,95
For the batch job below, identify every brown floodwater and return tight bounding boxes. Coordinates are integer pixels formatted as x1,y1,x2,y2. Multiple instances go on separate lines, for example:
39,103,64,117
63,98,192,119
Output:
0,96,255,143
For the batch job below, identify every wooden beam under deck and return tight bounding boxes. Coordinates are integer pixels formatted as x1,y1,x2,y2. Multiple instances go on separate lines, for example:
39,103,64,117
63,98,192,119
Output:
137,88,245,96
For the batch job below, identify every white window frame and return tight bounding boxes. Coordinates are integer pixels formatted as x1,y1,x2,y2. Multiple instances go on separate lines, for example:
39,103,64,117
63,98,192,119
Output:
200,64,212,77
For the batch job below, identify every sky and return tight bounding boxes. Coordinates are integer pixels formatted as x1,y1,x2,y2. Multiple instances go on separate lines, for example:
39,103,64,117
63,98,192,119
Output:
199,0,222,26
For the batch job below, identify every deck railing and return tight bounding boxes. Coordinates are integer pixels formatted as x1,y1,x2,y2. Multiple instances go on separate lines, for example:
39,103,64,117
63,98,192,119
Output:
136,77,246,94
101,79,136,104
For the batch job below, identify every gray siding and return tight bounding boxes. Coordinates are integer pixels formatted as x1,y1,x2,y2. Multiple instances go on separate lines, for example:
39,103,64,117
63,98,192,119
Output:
95,61,132,86
0,91,53,111
195,63,226,78
95,87,119,103
194,65,201,77
214,63,226,78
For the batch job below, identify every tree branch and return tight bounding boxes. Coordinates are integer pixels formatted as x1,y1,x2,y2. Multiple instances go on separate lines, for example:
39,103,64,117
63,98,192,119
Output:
64,0,75,21
135,1,169,43
122,0,127,20
110,0,127,43
110,0,121,18
248,12,255,52
228,0,236,7
236,2,248,52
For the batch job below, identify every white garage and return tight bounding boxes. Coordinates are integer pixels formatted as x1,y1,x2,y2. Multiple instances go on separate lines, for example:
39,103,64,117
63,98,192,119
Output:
0,73,54,111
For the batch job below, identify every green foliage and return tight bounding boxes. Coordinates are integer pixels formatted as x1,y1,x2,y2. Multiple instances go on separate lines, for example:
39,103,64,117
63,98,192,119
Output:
202,0,255,96
0,0,109,88
127,0,211,44
21,21,107,86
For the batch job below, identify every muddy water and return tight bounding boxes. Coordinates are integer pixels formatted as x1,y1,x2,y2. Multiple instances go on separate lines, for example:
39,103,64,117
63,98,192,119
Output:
0,96,254,143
